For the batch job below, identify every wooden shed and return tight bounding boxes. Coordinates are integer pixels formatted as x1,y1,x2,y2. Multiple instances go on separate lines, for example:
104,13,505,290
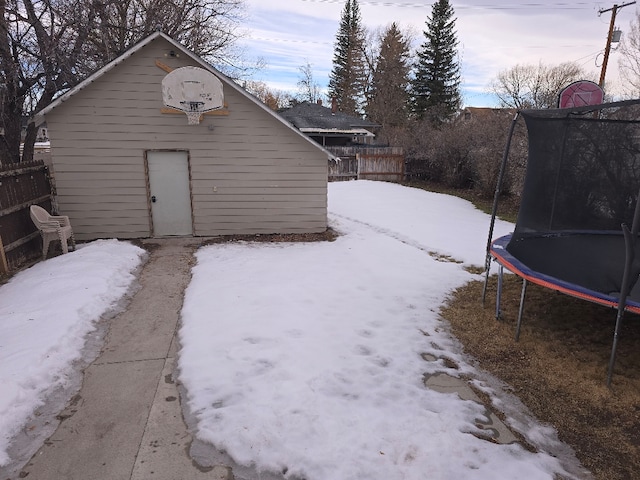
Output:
33,32,331,240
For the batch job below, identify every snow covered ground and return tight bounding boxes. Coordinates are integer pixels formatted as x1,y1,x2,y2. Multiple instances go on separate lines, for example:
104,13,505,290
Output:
0,240,146,466
0,181,587,479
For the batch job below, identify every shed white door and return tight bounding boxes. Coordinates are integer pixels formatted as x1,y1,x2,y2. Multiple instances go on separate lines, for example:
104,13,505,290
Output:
147,151,193,236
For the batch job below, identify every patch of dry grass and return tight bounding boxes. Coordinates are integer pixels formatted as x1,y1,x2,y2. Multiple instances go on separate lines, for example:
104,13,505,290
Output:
442,275,640,480
403,180,521,223
202,228,339,245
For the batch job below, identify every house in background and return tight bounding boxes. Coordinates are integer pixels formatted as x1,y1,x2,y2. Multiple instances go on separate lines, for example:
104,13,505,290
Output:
279,100,378,147
280,101,407,182
34,32,332,241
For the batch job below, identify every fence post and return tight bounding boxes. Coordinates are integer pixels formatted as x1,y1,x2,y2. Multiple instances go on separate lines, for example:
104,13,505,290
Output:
0,160,52,273
0,235,9,276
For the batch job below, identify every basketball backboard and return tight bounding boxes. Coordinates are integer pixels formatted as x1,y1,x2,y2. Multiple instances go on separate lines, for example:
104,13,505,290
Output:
162,66,224,124
558,80,604,109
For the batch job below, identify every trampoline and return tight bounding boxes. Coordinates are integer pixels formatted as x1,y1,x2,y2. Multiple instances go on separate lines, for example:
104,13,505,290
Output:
483,99,640,385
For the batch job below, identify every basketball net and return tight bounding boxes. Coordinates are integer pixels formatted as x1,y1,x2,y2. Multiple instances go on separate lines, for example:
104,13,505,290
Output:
183,100,204,125
186,111,202,125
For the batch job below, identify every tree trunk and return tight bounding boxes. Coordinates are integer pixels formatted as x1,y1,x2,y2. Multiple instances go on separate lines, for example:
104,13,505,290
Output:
22,123,38,163
0,0,21,164
0,105,23,165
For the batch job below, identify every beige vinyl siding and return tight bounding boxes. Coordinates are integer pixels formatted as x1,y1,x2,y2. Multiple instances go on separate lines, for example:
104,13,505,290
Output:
45,35,327,240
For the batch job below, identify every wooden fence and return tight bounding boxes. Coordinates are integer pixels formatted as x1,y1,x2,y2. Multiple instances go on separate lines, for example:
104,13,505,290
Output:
328,154,358,181
0,160,54,275
328,146,404,182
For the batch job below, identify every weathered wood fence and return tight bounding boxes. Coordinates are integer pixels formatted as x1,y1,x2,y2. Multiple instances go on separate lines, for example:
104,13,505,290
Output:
0,160,54,275
328,146,405,182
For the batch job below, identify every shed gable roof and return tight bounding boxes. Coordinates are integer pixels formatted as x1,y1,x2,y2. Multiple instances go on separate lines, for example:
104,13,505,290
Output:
34,32,334,159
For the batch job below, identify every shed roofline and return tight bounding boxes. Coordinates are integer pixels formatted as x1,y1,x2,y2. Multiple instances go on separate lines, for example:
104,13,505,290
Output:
33,32,336,160
299,128,374,136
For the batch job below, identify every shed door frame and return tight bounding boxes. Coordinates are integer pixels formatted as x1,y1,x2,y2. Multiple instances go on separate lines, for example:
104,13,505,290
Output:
145,150,194,237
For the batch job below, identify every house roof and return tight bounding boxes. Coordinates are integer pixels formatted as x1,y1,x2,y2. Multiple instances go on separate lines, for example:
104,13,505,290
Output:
280,102,377,136
33,32,335,159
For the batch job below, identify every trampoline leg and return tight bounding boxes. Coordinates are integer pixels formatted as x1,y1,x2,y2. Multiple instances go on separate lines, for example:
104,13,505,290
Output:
515,279,528,342
607,309,624,387
495,264,504,320
607,195,640,386
482,261,490,306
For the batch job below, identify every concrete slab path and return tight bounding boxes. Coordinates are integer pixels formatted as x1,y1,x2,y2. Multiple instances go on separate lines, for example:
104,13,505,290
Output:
16,238,231,480
5,238,523,480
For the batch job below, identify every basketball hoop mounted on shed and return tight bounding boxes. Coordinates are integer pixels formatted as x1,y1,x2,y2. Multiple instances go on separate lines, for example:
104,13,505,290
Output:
558,80,604,109
162,66,224,125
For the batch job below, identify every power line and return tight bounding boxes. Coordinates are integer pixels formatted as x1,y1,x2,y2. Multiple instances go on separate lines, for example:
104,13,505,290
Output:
245,34,598,51
248,37,333,46
298,0,595,10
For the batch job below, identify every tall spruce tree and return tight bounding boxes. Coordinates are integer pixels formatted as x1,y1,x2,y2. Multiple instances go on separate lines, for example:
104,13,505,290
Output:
366,23,411,130
412,0,461,120
328,0,367,116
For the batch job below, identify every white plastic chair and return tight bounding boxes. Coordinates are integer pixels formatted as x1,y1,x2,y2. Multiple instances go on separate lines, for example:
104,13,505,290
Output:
29,205,76,258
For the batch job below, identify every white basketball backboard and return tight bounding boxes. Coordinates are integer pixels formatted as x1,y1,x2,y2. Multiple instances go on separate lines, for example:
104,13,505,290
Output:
162,66,224,124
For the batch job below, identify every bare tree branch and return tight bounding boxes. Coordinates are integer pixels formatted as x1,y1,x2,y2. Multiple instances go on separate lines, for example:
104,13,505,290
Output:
0,0,246,164
619,14,640,97
490,62,589,109
296,61,322,104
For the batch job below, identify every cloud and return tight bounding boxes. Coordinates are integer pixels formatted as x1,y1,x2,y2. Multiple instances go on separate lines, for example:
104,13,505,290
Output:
240,0,639,106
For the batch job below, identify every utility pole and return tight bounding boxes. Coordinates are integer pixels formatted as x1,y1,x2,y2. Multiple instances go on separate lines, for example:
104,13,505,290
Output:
599,1,636,88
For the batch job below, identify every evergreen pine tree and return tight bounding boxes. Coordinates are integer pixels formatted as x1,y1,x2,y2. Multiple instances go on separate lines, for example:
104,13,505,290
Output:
412,0,461,120
366,23,411,131
328,0,367,116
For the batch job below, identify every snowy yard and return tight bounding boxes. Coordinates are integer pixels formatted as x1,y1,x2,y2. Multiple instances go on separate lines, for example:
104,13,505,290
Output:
0,181,587,479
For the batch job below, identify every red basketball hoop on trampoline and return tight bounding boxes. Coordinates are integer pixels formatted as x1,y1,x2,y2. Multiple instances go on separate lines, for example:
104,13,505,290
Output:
558,80,604,108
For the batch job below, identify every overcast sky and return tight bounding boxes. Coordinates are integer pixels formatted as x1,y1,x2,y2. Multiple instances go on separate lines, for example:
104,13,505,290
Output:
239,0,639,107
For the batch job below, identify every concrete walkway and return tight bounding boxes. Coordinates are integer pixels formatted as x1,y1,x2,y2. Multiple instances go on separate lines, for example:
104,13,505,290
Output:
17,238,231,480
6,238,525,480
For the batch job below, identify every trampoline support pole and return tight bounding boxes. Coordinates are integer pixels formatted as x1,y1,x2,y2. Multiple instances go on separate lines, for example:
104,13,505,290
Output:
515,279,528,342
496,264,504,319
608,308,624,387
608,225,632,387
607,189,640,386
483,112,521,306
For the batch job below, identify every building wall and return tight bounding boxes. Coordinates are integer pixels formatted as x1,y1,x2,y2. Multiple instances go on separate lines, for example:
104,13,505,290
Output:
45,37,328,240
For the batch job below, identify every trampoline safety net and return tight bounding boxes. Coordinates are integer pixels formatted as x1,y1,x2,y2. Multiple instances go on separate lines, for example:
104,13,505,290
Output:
507,100,640,299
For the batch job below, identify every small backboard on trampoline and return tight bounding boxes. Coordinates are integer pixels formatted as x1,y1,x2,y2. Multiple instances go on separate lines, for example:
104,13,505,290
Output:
557,80,604,108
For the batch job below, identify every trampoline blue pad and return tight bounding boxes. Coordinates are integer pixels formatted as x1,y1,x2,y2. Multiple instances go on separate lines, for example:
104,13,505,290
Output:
491,233,640,311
